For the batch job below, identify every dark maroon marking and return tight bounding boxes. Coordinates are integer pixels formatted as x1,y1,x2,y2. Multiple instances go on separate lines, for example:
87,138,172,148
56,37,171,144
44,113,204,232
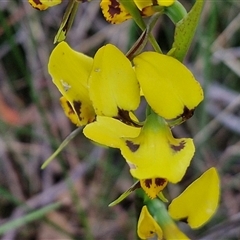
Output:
73,100,82,116
170,140,186,152
155,178,166,186
116,109,141,127
145,179,152,188
108,0,121,17
182,106,194,121
66,101,74,115
152,0,158,5
126,140,140,152
33,0,42,4
180,217,188,224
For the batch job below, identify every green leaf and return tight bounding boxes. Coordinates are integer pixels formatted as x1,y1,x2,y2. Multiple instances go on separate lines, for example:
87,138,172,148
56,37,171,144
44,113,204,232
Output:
171,0,205,62
41,127,82,169
109,181,140,207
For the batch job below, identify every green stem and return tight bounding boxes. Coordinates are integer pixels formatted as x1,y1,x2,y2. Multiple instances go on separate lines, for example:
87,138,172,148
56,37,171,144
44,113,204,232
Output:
146,199,189,239
147,199,173,227
164,1,187,24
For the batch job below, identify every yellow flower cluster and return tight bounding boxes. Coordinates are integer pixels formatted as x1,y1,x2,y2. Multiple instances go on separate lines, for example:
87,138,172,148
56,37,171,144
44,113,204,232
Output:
28,0,175,23
48,41,219,239
48,42,202,185
30,0,220,238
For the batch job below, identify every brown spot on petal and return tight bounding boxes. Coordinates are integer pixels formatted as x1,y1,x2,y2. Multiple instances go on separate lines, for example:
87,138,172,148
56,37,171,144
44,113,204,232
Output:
116,109,141,127
170,140,186,152
155,178,167,187
33,0,42,4
126,140,140,152
144,179,152,188
73,100,82,119
108,0,121,17
29,0,47,10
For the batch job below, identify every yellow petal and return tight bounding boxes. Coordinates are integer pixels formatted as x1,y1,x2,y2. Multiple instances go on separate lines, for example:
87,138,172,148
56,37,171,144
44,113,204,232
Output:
89,44,140,117
83,116,141,148
28,0,62,10
121,113,195,183
134,0,153,10
162,222,189,240
48,42,95,126
140,178,168,199
168,167,220,229
134,0,174,10
157,0,175,7
59,96,81,126
133,52,203,120
138,206,163,240
100,0,132,24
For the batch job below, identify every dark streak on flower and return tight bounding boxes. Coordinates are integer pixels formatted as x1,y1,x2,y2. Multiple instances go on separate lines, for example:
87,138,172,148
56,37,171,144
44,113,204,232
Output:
67,101,74,115
170,140,186,152
182,106,194,121
73,100,82,120
155,178,166,186
29,0,42,10
116,109,141,127
33,0,42,5
179,217,188,224
126,140,140,152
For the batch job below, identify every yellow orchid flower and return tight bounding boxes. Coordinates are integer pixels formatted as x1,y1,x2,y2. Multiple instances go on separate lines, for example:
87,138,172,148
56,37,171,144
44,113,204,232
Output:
100,0,132,24
133,52,204,121
48,41,95,126
49,43,140,125
100,0,175,24
168,167,220,229
122,113,195,183
88,44,140,117
138,206,163,240
84,112,195,184
28,0,62,10
84,117,169,199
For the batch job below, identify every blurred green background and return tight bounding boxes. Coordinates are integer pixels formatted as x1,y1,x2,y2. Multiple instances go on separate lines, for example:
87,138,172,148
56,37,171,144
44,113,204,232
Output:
0,0,240,239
